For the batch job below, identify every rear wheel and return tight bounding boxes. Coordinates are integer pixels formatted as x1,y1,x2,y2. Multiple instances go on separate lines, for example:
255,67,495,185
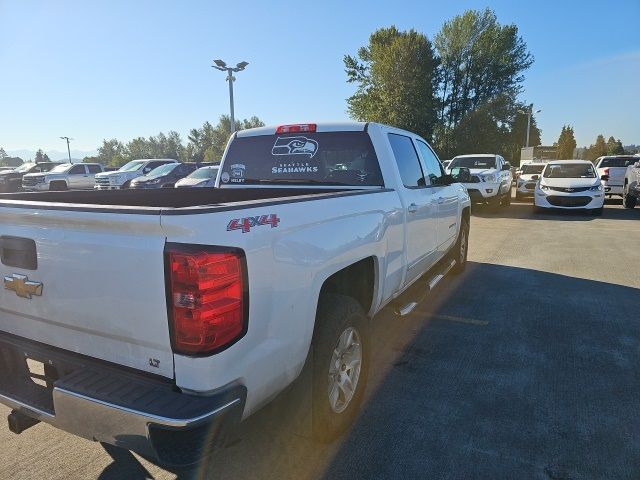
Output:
49,181,67,191
311,294,369,443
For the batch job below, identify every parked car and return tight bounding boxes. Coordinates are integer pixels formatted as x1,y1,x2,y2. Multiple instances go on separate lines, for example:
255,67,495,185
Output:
175,165,220,188
0,167,15,172
594,155,637,197
447,153,512,207
442,159,451,169
129,162,197,189
534,160,604,215
94,158,179,190
515,162,546,200
0,122,471,467
622,157,640,208
22,163,104,191
0,162,62,193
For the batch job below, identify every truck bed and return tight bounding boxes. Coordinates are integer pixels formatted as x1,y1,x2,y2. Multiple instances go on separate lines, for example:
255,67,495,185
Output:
0,187,368,211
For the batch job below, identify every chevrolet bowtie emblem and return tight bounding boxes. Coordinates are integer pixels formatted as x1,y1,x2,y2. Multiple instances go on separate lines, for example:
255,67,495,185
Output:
4,274,43,299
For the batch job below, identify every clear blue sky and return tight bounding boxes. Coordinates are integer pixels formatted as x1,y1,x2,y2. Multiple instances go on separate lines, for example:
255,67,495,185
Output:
1,0,638,153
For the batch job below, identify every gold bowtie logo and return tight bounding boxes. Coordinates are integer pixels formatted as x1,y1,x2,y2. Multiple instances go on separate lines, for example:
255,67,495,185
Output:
4,274,43,299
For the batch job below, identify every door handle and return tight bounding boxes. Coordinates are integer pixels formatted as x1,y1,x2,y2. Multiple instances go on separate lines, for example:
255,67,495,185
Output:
437,197,445,204
407,203,418,213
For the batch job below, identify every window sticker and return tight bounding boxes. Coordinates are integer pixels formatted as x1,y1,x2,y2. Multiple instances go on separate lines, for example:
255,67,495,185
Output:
272,136,318,158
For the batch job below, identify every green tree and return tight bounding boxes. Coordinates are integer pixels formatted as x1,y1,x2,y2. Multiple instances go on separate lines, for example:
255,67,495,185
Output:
96,139,127,167
556,125,577,159
584,134,607,161
34,149,50,163
606,136,624,155
0,148,7,160
344,26,439,140
433,9,534,158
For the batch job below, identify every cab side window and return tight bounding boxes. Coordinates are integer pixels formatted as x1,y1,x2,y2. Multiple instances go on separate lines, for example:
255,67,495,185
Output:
69,165,86,175
87,164,102,174
416,140,444,185
388,133,425,188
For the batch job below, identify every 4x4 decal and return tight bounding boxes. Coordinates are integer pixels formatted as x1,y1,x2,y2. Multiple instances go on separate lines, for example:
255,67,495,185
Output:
227,214,281,233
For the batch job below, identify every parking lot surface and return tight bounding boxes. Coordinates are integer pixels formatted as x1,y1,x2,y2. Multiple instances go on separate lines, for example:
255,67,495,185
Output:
1,199,639,480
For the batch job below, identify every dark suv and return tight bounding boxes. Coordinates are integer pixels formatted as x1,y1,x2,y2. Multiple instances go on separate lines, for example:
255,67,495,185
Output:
0,162,62,192
129,163,198,189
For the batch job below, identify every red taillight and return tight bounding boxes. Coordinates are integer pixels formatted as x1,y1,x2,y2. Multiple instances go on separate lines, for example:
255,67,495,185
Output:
603,168,610,176
275,123,316,134
167,248,246,355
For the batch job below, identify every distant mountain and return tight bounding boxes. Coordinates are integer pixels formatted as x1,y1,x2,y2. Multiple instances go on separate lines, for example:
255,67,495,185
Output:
5,149,98,162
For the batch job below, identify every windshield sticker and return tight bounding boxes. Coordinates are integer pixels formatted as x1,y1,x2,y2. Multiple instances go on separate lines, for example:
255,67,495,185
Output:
220,172,230,183
272,161,319,175
272,136,318,158
229,163,246,183
227,214,281,233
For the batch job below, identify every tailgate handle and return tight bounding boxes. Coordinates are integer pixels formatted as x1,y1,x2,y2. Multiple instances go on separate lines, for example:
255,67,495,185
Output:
0,236,38,270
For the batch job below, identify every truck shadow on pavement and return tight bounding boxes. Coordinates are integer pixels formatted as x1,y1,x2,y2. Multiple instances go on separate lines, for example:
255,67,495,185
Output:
99,262,640,480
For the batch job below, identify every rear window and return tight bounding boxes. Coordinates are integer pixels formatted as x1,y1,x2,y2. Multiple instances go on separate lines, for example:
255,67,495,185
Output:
521,164,545,174
599,157,635,168
220,131,383,186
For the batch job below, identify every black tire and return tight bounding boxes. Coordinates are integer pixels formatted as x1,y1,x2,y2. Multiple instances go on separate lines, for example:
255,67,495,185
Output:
122,180,131,189
591,207,604,216
49,181,67,191
487,195,501,210
622,187,636,209
501,191,511,207
533,206,545,215
451,215,469,274
311,294,369,443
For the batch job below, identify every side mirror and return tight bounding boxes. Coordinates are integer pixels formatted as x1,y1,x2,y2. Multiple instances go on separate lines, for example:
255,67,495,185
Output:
450,167,471,183
501,164,510,171
635,162,640,168
417,177,427,187
531,174,540,181
600,174,610,181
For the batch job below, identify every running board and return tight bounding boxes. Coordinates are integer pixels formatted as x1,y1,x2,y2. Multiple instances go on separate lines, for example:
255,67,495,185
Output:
394,259,457,317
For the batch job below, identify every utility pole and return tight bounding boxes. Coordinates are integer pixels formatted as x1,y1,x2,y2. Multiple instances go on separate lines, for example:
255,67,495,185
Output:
60,136,73,163
519,104,542,148
212,59,249,134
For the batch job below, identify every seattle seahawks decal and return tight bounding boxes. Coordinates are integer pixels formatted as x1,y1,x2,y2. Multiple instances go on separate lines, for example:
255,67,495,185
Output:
272,136,318,158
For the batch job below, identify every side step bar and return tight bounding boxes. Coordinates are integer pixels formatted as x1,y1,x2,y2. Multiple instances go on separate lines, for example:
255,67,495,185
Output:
394,259,456,317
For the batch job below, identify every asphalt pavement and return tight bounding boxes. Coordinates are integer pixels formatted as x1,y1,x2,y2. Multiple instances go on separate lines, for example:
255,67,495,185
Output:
1,197,639,480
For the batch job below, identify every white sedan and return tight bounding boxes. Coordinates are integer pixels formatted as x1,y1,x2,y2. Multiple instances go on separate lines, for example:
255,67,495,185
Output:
175,165,219,188
534,160,605,215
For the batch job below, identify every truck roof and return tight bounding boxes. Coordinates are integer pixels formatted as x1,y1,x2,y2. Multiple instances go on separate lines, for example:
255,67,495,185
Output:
452,153,497,158
236,122,369,137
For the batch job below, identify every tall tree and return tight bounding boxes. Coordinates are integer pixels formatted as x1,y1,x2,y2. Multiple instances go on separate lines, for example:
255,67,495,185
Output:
344,26,439,140
504,107,541,164
434,9,533,157
34,149,50,163
0,148,7,159
584,134,607,161
556,125,577,159
96,139,127,167
187,115,265,163
606,136,624,155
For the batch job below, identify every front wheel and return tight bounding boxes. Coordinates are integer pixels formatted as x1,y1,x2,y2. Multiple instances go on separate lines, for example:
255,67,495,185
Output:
591,207,604,216
451,216,469,274
311,294,369,443
622,187,636,209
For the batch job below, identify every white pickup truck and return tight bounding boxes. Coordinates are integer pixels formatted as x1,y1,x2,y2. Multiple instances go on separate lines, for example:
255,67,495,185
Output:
0,122,471,467
622,156,640,208
595,155,638,197
446,154,512,207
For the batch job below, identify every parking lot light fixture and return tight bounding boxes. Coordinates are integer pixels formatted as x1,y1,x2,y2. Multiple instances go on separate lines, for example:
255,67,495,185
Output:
518,105,542,148
212,59,249,134
60,136,73,163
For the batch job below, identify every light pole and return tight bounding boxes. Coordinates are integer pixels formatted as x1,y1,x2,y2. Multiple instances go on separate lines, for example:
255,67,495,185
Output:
212,59,249,134
518,105,542,148
60,136,73,163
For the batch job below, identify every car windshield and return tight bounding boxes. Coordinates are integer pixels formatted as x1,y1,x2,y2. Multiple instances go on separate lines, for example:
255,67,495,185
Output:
599,157,635,168
543,163,596,178
49,164,72,173
449,156,496,169
189,167,219,179
521,164,545,174
146,163,177,177
14,163,35,173
118,160,146,172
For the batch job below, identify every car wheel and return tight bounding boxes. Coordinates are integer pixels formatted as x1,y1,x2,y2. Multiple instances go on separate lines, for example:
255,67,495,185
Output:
591,207,604,216
122,180,131,189
622,188,636,209
49,181,67,191
311,294,369,443
451,216,469,274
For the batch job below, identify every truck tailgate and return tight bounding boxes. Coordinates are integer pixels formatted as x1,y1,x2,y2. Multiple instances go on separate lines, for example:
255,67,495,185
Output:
0,206,174,378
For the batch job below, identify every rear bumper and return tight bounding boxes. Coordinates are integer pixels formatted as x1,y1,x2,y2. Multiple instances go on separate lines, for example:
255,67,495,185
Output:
0,332,245,467
602,183,623,195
